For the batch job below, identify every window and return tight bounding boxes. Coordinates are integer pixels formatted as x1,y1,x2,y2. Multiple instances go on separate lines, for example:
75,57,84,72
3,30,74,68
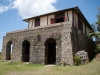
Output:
50,12,65,24
78,18,83,32
55,12,65,23
35,18,40,27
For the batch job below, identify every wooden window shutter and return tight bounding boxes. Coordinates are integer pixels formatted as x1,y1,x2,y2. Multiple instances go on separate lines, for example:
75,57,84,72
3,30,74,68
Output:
50,18,55,24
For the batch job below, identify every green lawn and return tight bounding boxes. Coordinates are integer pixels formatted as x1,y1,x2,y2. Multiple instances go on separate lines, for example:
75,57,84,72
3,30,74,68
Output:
0,60,100,75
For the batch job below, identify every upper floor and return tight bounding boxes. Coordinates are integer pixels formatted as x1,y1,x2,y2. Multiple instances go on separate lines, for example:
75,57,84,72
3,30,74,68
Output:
23,6,93,35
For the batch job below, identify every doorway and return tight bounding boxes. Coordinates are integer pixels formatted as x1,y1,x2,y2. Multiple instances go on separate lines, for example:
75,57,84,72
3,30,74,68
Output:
6,41,12,60
22,40,30,62
44,38,56,64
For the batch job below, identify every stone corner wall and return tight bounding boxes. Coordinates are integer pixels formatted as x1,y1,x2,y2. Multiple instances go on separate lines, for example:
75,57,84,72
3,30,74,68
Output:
61,22,74,65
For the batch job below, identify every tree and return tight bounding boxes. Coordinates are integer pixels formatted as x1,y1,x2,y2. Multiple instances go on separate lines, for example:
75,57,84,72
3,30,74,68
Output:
96,7,100,31
90,7,100,54
92,7,100,32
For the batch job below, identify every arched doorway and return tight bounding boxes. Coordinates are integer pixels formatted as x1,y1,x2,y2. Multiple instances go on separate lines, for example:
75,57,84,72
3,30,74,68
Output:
44,38,56,64
22,40,30,62
6,41,12,60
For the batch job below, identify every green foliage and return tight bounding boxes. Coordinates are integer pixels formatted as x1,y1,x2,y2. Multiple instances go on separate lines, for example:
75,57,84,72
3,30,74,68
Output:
0,55,1,60
91,7,100,32
89,32,100,41
0,53,1,60
89,32,100,54
62,61,66,66
73,55,81,66
94,43,100,54
96,7,100,31
90,7,100,37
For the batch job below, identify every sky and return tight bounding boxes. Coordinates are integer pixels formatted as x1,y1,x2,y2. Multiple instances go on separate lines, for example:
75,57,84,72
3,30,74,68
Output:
0,0,100,52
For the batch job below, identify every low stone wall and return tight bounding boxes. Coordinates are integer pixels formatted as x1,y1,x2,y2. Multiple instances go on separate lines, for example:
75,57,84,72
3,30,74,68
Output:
75,50,89,64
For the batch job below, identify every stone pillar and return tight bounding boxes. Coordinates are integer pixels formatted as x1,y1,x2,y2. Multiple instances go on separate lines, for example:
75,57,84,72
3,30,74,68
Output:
11,37,22,62
61,22,74,65
2,36,7,61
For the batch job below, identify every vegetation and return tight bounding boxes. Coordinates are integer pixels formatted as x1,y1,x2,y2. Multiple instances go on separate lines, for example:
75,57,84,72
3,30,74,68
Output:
91,7,100,32
0,61,100,75
96,7,100,31
0,52,1,60
0,56,1,60
89,32,100,54
73,55,81,66
95,43,100,54
90,7,100,55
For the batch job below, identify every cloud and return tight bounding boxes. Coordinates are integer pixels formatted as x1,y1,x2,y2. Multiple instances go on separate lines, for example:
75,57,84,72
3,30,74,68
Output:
0,4,9,13
0,0,57,18
12,0,57,18
0,0,13,13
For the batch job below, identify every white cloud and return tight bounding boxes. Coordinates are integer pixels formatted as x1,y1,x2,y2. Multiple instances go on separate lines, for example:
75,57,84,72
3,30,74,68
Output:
0,4,9,13
0,0,13,13
12,0,57,18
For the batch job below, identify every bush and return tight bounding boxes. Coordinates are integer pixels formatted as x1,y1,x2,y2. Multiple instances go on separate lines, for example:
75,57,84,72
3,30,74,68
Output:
0,52,1,60
0,55,1,60
95,43,100,55
73,55,81,66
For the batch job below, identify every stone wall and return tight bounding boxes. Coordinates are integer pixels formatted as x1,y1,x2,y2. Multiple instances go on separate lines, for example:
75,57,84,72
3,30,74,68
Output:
2,22,74,65
2,22,95,65
61,22,73,65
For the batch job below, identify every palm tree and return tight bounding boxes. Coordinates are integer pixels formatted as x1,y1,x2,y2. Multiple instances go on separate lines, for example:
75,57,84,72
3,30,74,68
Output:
89,32,100,54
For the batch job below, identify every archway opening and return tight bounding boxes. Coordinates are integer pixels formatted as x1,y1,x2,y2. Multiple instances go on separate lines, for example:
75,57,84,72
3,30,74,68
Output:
6,41,12,60
22,40,30,62
44,38,56,64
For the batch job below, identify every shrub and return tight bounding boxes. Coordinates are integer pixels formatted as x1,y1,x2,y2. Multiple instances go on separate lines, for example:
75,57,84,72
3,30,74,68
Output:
0,52,2,60
0,55,1,60
95,43,100,55
62,61,66,66
73,55,81,66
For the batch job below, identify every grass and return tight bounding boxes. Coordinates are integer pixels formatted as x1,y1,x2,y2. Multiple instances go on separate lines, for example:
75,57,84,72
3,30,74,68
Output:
0,60,100,75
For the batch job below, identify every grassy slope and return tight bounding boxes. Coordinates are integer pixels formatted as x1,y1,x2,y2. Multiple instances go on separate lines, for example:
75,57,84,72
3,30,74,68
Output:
0,61,100,75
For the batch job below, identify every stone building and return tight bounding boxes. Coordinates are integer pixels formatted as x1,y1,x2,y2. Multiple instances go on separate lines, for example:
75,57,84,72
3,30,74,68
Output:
2,6,95,65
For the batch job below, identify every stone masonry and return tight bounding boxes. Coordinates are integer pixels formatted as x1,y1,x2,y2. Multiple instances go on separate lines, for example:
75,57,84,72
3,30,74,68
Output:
2,22,95,65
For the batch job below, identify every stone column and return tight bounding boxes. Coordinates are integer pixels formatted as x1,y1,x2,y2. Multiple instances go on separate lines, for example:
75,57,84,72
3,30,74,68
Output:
61,22,74,65
11,37,22,62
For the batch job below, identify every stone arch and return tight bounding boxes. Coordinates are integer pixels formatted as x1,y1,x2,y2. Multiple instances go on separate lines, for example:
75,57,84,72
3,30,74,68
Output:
22,40,30,62
6,41,13,60
44,38,56,64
